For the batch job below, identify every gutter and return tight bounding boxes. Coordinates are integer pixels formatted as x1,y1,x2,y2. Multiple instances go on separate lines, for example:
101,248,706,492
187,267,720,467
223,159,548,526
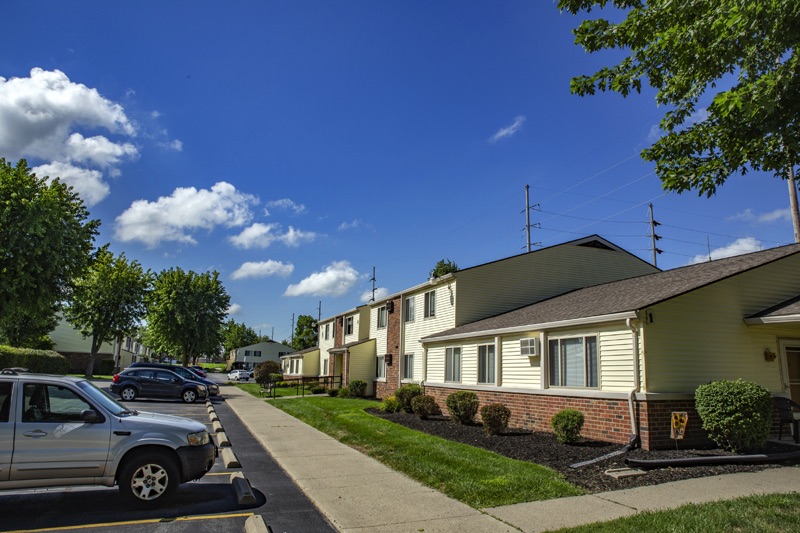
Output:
626,317,641,446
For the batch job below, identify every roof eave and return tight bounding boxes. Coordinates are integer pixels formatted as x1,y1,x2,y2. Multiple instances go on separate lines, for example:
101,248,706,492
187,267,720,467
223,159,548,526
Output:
744,315,800,325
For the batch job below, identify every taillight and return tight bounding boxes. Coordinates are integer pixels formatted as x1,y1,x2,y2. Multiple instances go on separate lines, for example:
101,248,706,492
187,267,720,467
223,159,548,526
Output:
112,374,119,383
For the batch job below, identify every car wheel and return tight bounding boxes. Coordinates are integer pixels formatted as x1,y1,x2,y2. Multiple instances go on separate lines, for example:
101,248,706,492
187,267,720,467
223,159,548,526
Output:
182,389,197,403
120,386,137,401
118,449,179,507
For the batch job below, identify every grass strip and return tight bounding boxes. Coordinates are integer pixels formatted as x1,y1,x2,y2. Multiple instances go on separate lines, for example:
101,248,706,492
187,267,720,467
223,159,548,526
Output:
554,492,800,532
268,396,583,508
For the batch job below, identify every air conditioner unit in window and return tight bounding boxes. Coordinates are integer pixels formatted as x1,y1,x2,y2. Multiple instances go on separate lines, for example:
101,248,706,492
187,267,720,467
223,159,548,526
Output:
521,338,538,356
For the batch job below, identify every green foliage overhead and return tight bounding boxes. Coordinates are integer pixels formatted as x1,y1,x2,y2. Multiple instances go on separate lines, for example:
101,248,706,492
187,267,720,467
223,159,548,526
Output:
63,245,152,377
429,258,458,279
0,158,99,346
145,267,230,366
558,1,800,196
695,379,772,452
292,314,318,351
222,319,261,353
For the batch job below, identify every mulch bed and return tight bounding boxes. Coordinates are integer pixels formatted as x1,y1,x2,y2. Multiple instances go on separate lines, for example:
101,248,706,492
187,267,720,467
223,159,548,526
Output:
370,409,800,494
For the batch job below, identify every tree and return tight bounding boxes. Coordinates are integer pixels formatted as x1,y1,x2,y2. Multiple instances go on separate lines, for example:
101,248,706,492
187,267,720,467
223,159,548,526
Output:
292,314,318,351
0,159,99,346
429,259,458,279
63,246,152,377
559,1,800,236
145,268,230,366
222,319,261,353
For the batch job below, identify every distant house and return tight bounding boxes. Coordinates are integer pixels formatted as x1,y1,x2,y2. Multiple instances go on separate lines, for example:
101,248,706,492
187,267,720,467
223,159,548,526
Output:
420,243,800,449
50,318,150,373
281,347,320,378
228,340,294,371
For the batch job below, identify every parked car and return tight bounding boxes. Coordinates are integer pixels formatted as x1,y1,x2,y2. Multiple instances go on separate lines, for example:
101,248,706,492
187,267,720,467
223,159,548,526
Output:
227,369,251,381
128,362,219,396
190,366,208,378
0,368,215,507
111,368,208,403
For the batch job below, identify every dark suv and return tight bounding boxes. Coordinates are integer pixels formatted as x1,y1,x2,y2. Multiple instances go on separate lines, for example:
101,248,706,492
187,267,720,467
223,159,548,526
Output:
111,368,207,403
129,362,219,396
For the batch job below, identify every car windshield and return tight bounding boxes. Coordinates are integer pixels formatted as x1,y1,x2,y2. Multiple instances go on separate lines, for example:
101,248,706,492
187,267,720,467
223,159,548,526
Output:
76,380,137,416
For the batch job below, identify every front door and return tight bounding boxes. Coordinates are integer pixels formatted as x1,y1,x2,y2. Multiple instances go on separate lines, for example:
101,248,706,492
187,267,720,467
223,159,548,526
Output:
11,382,111,481
781,340,800,403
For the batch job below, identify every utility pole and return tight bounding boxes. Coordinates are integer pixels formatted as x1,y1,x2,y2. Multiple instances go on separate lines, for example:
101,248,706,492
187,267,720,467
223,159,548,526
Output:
648,203,662,267
317,301,322,323
523,184,541,251
370,267,377,302
788,161,800,243
290,313,295,346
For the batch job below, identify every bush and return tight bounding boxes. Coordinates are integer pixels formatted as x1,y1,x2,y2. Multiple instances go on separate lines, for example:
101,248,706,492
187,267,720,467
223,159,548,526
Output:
254,361,281,384
96,358,115,375
337,386,352,398
411,395,438,419
269,373,284,383
349,380,367,398
327,388,340,397
551,409,585,444
446,390,479,424
480,403,511,435
695,379,772,452
395,384,423,413
310,385,327,394
380,395,402,413
0,345,69,374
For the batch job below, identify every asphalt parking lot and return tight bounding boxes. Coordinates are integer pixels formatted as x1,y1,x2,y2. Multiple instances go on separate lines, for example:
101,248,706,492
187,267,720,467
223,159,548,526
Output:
1,380,335,533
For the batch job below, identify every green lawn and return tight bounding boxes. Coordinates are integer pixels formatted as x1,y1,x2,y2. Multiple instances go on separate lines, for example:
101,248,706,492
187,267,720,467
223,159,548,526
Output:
554,493,800,532
268,396,583,508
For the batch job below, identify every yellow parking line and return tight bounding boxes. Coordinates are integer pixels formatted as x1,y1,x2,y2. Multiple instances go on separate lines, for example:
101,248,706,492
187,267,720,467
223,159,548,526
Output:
8,513,254,533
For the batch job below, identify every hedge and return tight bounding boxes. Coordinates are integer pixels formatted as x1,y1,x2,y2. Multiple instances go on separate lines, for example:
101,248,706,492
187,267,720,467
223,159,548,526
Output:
0,345,70,374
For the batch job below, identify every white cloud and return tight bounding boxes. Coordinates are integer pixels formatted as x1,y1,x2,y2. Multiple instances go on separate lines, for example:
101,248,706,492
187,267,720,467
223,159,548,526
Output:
0,68,138,205
229,223,316,249
689,237,762,264
360,287,389,303
646,124,662,143
647,107,709,143
227,303,242,316
231,260,294,280
339,219,363,231
32,161,109,205
488,115,526,143
114,181,258,248
730,208,792,224
159,139,183,152
265,198,306,215
284,261,360,297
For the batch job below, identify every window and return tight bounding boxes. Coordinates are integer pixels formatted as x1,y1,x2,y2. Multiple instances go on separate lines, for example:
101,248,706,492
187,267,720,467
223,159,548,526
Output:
548,336,598,388
345,317,354,335
445,347,461,382
245,350,252,357
325,323,330,340
520,338,537,355
403,353,414,380
376,355,386,379
377,306,387,329
404,297,415,322
424,290,436,318
478,344,495,384
0,382,12,423
22,383,92,422
254,351,262,358
323,358,329,375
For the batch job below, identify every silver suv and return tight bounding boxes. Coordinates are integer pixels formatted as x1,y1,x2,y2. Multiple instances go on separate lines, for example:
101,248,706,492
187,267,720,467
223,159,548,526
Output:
0,369,215,507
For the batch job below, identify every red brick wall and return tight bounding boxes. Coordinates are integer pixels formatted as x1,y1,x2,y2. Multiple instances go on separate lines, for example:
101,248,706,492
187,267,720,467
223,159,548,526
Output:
422,386,718,450
334,317,344,346
376,297,402,400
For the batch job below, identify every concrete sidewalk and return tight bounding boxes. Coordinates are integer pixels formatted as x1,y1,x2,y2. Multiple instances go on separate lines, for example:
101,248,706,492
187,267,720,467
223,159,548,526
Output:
223,386,800,532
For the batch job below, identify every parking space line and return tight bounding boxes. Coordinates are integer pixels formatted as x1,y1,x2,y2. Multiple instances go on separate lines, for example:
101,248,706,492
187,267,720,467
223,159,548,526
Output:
8,513,255,533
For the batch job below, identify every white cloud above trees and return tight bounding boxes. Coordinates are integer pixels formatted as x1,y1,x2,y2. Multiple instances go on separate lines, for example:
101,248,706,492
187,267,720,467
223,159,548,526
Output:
284,261,360,297
231,260,294,280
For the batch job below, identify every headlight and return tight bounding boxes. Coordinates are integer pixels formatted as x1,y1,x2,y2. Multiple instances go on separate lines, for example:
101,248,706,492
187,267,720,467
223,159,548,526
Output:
198,384,207,391
188,430,210,446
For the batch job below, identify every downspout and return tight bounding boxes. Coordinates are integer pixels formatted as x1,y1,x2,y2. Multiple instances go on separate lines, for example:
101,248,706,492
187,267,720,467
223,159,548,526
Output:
626,317,641,446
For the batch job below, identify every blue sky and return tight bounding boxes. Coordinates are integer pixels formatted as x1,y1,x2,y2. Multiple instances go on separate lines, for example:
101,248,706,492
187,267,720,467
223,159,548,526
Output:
1,2,794,342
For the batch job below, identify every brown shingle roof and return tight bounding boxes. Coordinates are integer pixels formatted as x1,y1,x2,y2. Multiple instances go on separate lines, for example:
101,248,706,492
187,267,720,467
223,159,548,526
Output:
424,243,800,340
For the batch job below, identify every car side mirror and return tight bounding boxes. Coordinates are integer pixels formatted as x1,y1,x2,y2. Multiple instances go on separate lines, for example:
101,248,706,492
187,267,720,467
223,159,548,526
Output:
80,409,100,423
173,378,180,383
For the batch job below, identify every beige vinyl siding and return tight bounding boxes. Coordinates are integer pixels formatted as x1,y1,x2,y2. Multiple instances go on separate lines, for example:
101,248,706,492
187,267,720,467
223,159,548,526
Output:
303,349,320,376
404,281,457,366
596,327,637,392
455,245,658,326
50,319,115,354
370,305,389,355
425,345,448,383
501,334,542,388
318,319,335,372
347,340,377,395
343,312,360,344
642,257,800,393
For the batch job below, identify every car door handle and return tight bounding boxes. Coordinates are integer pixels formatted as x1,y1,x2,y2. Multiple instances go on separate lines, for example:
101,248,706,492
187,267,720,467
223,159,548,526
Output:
23,430,48,438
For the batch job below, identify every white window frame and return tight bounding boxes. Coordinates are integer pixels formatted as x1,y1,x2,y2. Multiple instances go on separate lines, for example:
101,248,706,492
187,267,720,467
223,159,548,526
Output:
377,306,387,329
424,290,436,318
403,353,414,380
478,344,495,384
548,335,598,389
520,338,537,356
345,316,354,335
323,358,329,376
325,323,330,340
404,297,415,322
445,347,461,383
376,355,386,379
